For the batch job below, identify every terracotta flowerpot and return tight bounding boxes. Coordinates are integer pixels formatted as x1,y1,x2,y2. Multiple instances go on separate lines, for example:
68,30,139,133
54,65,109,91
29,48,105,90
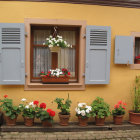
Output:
5,115,17,126
129,111,140,125
58,113,70,126
42,120,52,127
24,117,34,126
41,75,69,84
135,59,140,64
78,116,88,126
113,115,123,125
95,116,105,126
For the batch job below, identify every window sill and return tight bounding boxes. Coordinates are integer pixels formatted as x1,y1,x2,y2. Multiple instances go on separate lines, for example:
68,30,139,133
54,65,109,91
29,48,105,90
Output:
130,64,140,69
24,82,85,91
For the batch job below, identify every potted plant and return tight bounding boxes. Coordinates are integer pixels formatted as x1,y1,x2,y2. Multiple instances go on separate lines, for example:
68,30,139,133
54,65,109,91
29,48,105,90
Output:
0,95,21,126
54,94,72,126
112,101,126,125
91,97,111,126
40,68,71,84
75,103,92,126
44,35,72,52
36,101,55,127
135,55,140,64
19,98,37,126
129,76,140,124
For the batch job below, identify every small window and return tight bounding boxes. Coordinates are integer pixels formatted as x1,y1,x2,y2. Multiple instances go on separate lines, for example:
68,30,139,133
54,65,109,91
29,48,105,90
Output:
30,26,80,83
135,37,140,64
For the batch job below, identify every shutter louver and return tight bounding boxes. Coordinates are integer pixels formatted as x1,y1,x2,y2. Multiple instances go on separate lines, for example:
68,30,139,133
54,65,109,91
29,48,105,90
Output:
0,23,25,85
85,26,111,84
2,28,20,44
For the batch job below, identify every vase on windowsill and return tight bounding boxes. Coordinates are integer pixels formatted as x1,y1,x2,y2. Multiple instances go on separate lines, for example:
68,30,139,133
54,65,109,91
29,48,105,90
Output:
40,75,69,84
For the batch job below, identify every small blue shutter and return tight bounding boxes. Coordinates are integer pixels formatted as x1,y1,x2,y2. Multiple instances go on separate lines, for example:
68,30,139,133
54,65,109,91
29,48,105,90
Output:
0,23,25,85
85,26,111,84
115,36,134,64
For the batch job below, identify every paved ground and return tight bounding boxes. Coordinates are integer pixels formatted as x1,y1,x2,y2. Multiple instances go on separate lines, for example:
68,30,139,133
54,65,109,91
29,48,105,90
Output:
0,130,140,140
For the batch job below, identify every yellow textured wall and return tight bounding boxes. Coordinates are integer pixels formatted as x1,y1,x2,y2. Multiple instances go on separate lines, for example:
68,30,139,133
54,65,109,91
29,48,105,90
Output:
0,1,140,122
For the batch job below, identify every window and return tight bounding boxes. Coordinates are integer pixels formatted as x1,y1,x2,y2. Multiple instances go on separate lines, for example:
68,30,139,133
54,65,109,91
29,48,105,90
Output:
24,19,86,90
134,37,140,64
31,26,79,83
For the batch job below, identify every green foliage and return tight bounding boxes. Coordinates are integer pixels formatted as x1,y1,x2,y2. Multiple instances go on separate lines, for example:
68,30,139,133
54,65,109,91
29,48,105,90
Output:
132,76,140,113
91,97,111,118
0,97,21,119
54,94,72,115
36,108,53,123
19,103,37,119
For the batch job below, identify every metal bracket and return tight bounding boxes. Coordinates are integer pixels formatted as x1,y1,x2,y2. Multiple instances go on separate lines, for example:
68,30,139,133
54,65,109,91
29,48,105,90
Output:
25,73,28,77
83,34,86,38
25,32,28,37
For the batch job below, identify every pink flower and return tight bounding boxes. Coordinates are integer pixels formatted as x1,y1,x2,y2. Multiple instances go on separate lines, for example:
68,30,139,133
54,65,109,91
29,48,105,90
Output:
118,101,122,105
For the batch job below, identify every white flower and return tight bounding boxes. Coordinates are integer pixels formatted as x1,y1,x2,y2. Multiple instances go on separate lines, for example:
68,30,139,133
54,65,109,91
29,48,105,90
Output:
86,109,90,113
21,98,26,102
19,105,21,108
81,110,86,116
43,42,45,45
25,105,29,109
78,110,81,115
78,103,83,108
29,102,34,106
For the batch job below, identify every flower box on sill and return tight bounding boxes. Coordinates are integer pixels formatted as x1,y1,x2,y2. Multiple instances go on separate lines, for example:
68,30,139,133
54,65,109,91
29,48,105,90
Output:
41,75,69,84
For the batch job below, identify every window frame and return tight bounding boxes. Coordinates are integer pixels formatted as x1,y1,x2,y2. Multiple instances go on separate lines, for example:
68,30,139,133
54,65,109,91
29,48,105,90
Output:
130,32,140,69
24,18,86,90
30,26,79,83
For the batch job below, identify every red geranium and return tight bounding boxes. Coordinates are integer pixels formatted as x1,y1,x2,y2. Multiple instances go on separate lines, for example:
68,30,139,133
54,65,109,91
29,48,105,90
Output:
4,95,8,98
50,111,55,117
68,72,70,75
47,109,52,113
40,103,46,109
48,71,51,74
33,100,39,106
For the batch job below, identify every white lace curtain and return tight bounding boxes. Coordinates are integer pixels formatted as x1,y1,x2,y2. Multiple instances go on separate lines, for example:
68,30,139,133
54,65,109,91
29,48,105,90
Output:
33,30,76,77
135,39,140,56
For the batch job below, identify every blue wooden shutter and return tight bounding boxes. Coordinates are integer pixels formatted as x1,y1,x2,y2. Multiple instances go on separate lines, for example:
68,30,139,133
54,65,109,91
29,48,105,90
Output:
85,26,111,84
115,36,134,64
0,23,25,85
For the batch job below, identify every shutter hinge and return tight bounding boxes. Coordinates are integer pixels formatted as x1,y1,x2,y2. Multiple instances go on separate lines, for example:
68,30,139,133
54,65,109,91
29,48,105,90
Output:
25,32,28,37
25,73,28,77
83,34,86,38
83,73,85,77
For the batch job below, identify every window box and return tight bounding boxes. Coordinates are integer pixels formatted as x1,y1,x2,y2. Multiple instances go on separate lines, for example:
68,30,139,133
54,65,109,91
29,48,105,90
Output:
40,75,69,84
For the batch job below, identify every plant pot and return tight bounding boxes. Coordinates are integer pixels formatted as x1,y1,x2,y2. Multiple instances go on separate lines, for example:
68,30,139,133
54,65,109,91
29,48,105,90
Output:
5,115,17,126
49,46,60,52
78,116,88,126
41,75,69,84
42,120,52,127
24,117,34,126
129,111,140,125
0,112,4,125
135,59,140,64
58,113,70,126
113,115,123,125
95,116,105,126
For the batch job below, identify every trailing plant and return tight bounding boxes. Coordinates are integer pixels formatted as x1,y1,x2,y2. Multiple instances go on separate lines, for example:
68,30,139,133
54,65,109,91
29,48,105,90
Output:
112,101,127,116
54,94,72,115
44,35,72,48
91,97,111,118
131,76,140,113
75,103,92,119
0,95,21,119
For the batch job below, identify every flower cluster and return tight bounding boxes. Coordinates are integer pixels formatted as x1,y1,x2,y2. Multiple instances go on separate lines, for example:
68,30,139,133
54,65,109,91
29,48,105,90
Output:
75,103,92,118
135,55,140,60
40,68,70,77
43,35,72,49
112,101,127,116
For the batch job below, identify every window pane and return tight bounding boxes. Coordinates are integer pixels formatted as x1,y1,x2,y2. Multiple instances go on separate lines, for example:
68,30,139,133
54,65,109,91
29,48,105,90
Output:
34,30,51,45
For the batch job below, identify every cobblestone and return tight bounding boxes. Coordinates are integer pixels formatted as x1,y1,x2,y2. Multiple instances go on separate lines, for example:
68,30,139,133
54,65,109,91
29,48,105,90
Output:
0,130,140,140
